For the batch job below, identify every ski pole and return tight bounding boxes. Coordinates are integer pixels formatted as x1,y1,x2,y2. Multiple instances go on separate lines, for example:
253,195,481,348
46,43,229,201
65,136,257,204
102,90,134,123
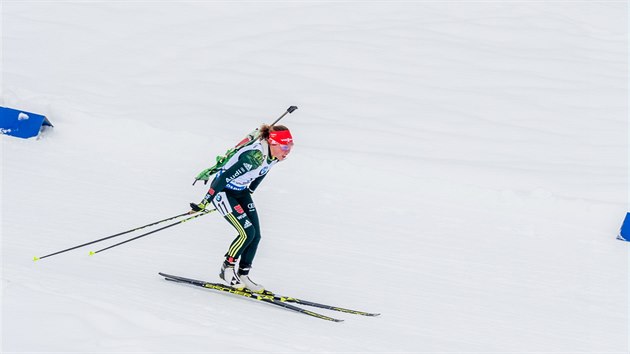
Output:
33,211,196,261
89,209,216,255
270,106,298,126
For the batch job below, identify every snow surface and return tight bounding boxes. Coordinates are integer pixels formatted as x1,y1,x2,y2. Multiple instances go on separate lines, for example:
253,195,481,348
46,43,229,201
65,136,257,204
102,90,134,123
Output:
1,1,628,353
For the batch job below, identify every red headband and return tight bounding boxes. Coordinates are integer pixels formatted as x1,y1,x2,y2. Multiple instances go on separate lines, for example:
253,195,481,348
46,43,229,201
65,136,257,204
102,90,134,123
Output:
268,129,293,145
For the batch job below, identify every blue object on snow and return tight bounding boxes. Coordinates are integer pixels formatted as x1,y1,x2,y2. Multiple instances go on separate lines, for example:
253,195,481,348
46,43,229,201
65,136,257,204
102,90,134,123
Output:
617,212,630,242
0,106,53,139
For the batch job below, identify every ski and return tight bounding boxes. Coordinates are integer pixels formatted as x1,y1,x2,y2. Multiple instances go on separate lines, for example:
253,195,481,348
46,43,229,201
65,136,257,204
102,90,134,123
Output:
159,272,344,322
274,295,380,317
160,272,379,317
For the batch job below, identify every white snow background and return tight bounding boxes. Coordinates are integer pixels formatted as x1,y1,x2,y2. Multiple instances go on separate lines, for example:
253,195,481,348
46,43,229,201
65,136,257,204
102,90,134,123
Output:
1,1,628,353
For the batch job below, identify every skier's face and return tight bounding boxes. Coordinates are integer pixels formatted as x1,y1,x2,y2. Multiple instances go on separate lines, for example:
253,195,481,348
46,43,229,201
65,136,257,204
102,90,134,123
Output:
269,142,293,161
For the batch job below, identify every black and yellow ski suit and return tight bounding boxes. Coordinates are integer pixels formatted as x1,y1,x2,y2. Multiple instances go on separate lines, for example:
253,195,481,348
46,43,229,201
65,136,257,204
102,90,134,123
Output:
199,140,277,269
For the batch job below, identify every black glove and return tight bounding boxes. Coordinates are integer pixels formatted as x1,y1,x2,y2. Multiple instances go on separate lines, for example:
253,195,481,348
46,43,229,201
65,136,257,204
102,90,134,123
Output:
189,202,207,212
190,189,216,212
